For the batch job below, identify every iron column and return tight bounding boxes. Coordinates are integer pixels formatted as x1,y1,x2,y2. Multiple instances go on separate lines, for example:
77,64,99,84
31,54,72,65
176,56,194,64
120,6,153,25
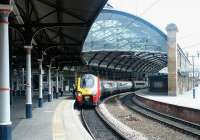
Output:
22,68,25,95
48,66,52,102
16,73,20,96
61,72,64,96
24,46,32,119
38,59,43,107
60,72,64,96
56,69,59,98
0,5,12,140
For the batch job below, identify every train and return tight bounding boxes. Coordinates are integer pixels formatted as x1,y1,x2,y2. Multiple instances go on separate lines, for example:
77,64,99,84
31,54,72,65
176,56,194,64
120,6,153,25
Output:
75,74,148,107
133,81,148,89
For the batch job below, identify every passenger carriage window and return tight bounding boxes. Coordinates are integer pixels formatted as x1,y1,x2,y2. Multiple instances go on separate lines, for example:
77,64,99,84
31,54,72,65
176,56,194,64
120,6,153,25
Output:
136,83,145,85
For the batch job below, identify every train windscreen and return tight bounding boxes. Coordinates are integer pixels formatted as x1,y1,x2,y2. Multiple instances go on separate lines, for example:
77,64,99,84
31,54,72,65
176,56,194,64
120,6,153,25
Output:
80,75,94,88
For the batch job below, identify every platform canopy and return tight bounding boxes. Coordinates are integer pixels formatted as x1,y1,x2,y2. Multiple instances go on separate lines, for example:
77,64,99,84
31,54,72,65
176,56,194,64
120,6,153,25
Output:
82,9,168,73
9,0,107,69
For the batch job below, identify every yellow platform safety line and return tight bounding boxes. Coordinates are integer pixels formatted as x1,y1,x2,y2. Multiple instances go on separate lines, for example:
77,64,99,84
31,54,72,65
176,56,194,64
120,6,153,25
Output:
52,101,66,140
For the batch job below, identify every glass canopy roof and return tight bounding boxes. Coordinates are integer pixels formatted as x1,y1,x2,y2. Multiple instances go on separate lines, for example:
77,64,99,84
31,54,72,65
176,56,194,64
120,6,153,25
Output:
82,9,168,73
82,9,167,53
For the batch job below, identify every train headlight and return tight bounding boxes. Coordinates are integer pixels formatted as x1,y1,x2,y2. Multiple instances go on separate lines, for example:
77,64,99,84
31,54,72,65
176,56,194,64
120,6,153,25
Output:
76,92,82,97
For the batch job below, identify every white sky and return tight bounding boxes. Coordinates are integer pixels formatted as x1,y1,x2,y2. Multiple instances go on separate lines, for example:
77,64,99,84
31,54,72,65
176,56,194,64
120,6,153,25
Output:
109,0,200,56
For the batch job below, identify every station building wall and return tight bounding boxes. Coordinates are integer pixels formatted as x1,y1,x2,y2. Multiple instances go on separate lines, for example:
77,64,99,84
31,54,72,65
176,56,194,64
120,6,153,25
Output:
177,47,193,94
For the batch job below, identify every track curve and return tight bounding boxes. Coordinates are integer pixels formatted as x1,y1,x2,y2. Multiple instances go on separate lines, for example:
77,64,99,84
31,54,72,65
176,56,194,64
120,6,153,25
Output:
81,108,124,140
121,93,200,139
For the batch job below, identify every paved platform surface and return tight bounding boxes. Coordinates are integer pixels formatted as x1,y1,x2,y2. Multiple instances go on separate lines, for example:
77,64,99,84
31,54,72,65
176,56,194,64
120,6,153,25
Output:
11,94,50,129
52,97,93,140
12,96,63,140
136,88,200,110
11,93,92,140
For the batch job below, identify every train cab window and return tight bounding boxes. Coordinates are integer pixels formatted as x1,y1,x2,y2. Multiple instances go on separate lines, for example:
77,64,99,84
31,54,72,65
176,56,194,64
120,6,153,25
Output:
80,75,94,88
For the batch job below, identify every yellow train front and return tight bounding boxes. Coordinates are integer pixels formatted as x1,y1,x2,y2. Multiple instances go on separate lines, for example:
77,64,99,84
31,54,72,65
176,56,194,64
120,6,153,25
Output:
75,74,101,106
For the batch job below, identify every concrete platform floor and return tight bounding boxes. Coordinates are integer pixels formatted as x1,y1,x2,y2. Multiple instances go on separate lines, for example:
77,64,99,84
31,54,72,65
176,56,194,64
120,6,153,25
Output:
136,88,200,110
52,97,93,140
11,94,92,140
11,94,50,129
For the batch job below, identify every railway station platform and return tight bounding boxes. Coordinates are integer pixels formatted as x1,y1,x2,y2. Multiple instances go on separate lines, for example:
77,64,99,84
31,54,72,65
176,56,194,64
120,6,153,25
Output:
12,95,61,140
135,88,200,110
11,94,92,140
135,88,200,124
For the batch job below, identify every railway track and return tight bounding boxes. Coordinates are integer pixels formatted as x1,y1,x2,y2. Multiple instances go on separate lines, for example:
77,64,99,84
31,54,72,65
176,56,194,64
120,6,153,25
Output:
121,93,200,139
81,108,125,140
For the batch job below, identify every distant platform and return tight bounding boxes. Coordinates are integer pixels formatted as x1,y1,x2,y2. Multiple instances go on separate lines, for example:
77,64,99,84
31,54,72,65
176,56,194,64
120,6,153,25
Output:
135,87,200,110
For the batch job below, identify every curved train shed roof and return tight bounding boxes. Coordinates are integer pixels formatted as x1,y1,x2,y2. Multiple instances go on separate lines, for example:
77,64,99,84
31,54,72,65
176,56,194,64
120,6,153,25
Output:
10,0,107,69
82,9,168,73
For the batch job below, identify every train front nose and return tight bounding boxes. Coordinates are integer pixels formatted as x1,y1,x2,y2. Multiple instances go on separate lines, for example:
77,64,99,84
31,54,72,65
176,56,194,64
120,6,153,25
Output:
82,90,97,105
83,95,92,105
76,92,83,105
